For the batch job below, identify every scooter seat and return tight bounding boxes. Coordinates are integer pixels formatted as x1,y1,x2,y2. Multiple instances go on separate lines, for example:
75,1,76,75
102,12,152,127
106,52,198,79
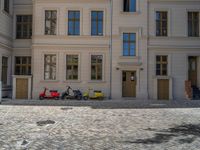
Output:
94,91,102,93
50,90,58,92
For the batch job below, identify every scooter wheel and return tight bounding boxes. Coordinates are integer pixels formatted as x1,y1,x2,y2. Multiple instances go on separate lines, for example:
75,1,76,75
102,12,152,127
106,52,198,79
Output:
55,97,60,100
83,96,88,100
39,96,44,100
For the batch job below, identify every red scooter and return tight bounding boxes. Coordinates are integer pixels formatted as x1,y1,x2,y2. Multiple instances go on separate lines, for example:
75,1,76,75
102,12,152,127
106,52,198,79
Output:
39,87,60,100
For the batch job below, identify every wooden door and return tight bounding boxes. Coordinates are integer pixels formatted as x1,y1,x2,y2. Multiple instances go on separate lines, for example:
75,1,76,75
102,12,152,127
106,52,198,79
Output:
188,57,197,86
122,71,136,97
158,79,169,100
16,78,28,99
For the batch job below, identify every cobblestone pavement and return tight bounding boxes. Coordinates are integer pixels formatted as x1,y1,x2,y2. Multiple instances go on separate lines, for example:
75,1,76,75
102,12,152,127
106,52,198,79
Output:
1,100,200,149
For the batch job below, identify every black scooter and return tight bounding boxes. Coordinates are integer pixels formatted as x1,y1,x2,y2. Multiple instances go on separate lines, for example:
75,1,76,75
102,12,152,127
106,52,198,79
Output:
61,86,82,100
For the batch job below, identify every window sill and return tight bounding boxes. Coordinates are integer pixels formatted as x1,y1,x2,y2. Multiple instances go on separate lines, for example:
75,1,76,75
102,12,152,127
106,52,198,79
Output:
67,35,81,37
63,80,81,83
2,10,12,18
15,39,32,40
120,11,140,15
43,34,57,37
155,35,168,38
154,76,171,79
119,56,138,59
40,80,60,83
88,80,106,83
91,35,104,37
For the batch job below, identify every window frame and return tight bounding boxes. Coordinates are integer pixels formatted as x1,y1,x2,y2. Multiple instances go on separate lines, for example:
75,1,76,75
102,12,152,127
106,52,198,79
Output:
68,10,80,36
90,55,103,81
16,15,32,39
91,11,104,36
44,10,57,35
188,11,199,37
156,11,168,37
15,56,31,76
44,54,57,80
156,55,168,76
66,54,79,80
123,0,137,12
2,56,8,85
3,0,9,14
123,33,136,56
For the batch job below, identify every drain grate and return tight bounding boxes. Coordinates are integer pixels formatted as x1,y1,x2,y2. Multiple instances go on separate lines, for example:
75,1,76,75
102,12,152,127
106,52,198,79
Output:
36,120,55,126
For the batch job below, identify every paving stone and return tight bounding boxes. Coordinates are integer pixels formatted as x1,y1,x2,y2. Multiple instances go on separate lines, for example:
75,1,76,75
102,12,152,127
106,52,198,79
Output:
1,100,200,149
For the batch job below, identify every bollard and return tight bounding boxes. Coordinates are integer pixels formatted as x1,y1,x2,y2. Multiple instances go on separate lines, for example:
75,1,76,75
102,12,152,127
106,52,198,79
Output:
0,81,2,104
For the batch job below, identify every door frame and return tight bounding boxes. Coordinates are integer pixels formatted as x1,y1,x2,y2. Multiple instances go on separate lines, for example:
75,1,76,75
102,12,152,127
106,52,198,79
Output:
157,79,169,100
153,77,173,100
12,75,32,99
188,56,198,87
122,70,137,98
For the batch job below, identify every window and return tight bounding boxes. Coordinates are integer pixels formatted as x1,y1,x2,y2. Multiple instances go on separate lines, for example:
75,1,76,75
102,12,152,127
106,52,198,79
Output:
66,55,78,80
123,33,136,56
16,15,32,39
45,10,57,35
123,0,136,12
15,57,31,75
44,55,56,80
68,11,80,35
4,0,9,13
156,11,168,36
2,57,8,85
188,12,199,37
91,55,103,80
91,11,103,36
156,56,168,76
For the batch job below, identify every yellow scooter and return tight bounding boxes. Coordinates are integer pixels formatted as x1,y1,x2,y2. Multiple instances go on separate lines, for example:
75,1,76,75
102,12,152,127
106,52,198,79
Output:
83,88,104,100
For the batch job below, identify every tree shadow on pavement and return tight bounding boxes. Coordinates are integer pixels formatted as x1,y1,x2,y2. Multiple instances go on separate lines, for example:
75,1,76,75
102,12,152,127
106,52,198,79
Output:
123,124,200,144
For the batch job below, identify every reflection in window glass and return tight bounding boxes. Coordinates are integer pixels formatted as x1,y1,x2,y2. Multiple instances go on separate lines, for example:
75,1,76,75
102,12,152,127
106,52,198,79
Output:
91,11,103,36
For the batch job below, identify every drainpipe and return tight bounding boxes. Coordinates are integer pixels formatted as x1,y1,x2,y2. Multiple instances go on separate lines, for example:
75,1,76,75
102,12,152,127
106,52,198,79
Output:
0,81,2,104
147,1,150,99
109,0,113,99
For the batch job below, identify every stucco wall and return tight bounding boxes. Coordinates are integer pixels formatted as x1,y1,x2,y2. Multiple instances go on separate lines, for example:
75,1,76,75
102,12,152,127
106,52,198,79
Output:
148,1,200,100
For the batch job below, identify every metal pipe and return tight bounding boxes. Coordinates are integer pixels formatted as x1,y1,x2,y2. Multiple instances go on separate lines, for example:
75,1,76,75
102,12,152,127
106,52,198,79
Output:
109,0,113,99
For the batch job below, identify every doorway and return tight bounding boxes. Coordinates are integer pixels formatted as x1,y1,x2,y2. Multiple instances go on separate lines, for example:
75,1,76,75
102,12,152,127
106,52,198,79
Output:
122,71,136,97
16,78,28,99
188,56,197,86
157,79,169,100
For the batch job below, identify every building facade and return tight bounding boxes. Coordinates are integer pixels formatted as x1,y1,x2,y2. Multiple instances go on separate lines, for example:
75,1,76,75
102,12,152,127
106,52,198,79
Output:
148,0,200,100
0,0,200,100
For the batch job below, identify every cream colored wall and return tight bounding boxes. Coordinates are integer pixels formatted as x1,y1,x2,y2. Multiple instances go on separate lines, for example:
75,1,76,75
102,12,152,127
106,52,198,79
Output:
0,0,13,97
32,0,111,99
148,1,200,100
111,0,148,99
32,46,110,99
31,0,149,99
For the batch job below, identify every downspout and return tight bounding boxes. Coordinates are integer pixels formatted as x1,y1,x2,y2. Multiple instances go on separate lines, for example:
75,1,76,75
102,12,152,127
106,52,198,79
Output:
109,0,113,99
147,1,149,99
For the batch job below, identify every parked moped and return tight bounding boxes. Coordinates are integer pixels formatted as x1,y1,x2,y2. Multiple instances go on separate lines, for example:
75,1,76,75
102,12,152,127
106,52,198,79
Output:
83,88,104,100
61,86,82,100
39,87,60,100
